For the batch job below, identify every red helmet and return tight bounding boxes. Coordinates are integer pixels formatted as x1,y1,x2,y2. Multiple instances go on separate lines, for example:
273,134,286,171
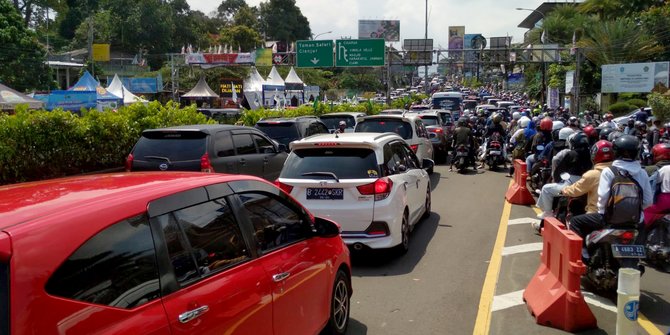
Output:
652,143,670,163
605,113,614,120
539,117,553,131
583,125,597,139
590,140,614,164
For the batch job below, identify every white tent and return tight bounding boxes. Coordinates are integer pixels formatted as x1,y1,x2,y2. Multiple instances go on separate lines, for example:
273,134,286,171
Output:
266,66,285,86
284,67,305,107
284,67,304,85
243,67,264,110
106,74,148,105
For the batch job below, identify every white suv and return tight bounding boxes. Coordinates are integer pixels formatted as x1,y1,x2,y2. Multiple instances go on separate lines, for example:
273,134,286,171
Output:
275,133,433,254
354,115,434,174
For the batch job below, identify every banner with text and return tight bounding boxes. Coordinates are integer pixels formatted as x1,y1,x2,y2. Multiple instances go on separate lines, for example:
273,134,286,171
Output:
358,20,400,42
448,26,465,63
602,62,669,93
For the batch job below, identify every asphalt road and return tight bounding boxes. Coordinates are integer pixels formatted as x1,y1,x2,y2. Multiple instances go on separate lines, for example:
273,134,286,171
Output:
346,164,511,335
345,163,670,335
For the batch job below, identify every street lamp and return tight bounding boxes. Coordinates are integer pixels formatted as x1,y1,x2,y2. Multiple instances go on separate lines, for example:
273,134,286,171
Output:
515,7,545,21
312,31,333,40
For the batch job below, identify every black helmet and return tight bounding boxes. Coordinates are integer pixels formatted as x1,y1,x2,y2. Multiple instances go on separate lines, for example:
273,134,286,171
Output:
599,127,614,140
458,117,468,127
568,131,590,150
613,135,640,160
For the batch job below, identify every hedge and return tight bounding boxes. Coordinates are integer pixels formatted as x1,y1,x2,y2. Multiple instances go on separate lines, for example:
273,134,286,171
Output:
608,102,636,116
0,101,214,185
626,99,647,109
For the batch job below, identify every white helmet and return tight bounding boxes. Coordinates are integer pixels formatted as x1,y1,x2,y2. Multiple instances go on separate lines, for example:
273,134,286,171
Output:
552,120,565,131
519,116,531,128
512,112,521,121
558,127,576,141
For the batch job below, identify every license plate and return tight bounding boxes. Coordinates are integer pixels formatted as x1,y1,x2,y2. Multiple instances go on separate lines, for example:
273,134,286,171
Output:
489,150,501,155
306,188,343,200
611,244,646,258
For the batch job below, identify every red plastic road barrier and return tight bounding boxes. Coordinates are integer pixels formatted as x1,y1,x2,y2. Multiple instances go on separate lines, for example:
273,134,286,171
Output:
505,159,535,205
523,218,597,332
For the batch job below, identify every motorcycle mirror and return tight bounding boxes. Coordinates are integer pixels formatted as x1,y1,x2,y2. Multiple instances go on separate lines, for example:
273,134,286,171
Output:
560,172,571,181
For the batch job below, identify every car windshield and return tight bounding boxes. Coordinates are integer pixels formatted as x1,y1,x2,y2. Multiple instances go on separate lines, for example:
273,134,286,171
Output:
319,115,356,129
419,116,439,126
133,132,207,161
432,97,460,111
355,119,412,140
281,148,379,179
255,123,300,146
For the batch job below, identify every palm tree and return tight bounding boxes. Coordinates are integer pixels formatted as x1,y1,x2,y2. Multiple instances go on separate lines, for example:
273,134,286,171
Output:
578,18,663,66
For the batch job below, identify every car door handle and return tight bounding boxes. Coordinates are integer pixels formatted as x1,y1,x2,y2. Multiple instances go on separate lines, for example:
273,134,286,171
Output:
272,272,290,282
239,158,246,165
178,305,209,324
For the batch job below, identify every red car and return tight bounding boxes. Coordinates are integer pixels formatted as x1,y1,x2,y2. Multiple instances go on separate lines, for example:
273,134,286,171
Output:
0,172,351,335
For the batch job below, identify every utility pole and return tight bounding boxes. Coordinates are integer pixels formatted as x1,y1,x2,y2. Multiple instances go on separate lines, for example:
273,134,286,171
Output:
424,0,429,95
386,46,391,105
88,20,94,77
574,47,581,113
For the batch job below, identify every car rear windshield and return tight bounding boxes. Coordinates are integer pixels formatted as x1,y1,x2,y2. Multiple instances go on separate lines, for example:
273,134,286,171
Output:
281,148,379,179
319,115,356,129
255,123,300,146
355,119,412,140
0,261,7,335
419,116,439,126
133,131,207,161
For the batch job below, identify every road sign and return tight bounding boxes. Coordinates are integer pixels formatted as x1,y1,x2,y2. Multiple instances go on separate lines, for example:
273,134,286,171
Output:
296,40,333,68
336,39,385,67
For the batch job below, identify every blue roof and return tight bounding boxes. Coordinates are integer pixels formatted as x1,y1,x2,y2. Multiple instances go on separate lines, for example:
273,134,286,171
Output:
69,71,121,101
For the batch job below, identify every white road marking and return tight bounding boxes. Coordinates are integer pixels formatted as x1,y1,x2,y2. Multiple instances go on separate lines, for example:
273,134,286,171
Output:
501,243,543,256
507,217,540,226
492,290,617,313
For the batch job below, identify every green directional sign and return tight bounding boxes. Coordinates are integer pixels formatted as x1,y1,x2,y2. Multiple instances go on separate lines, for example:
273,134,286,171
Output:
296,40,334,68
336,39,385,67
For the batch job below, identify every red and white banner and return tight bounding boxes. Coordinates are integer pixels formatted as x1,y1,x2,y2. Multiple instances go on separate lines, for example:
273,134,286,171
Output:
186,52,256,65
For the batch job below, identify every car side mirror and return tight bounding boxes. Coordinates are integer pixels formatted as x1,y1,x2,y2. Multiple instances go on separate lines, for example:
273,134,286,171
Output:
277,144,289,153
422,159,435,172
262,146,276,154
314,216,341,238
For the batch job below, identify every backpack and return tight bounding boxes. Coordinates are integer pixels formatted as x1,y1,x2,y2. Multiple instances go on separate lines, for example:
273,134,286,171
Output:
512,132,528,159
605,166,643,227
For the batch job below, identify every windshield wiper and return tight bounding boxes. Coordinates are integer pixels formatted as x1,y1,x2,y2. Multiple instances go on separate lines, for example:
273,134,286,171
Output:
143,155,171,163
301,172,340,183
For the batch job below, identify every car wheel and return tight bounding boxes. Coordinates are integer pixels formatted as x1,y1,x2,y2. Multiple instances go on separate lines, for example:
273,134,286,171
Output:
324,270,350,335
395,211,410,255
421,186,431,220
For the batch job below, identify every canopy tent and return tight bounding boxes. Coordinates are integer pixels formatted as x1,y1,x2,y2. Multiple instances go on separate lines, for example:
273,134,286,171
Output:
69,71,122,102
243,67,264,110
0,83,45,110
182,76,219,98
262,66,285,107
106,74,147,105
266,66,285,86
284,67,305,107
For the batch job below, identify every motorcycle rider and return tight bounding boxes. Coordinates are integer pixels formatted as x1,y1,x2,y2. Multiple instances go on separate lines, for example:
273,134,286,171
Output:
526,117,553,171
583,125,598,147
450,117,477,172
647,119,663,147
560,140,615,214
643,143,670,227
599,113,617,129
536,131,593,219
508,117,534,177
624,118,636,135
568,135,653,241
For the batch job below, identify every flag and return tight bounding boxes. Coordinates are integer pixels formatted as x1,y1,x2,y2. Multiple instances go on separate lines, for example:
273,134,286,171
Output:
272,43,278,53
231,82,238,102
238,45,241,53
313,95,319,111
282,94,287,107
187,44,193,54
570,31,577,55
540,30,547,44
180,45,185,54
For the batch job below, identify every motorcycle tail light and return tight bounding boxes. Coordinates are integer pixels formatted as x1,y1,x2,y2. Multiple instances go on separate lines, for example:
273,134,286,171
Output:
619,231,636,244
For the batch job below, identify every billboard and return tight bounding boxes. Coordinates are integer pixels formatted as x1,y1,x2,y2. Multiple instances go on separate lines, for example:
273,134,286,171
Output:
44,91,97,111
602,62,670,93
448,26,465,62
489,37,511,63
92,44,110,62
403,39,433,66
219,79,243,98
565,70,575,94
358,20,400,42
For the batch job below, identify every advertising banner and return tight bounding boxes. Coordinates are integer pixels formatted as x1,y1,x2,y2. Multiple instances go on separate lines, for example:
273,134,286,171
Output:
45,91,97,111
548,87,560,109
565,70,575,94
255,49,273,66
92,44,110,62
120,77,161,94
358,20,400,42
489,37,511,63
448,26,465,62
185,52,256,65
219,80,244,98
507,73,525,91
602,62,670,93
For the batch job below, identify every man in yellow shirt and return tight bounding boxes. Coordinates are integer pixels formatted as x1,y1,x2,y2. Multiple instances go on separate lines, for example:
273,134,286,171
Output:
561,140,614,213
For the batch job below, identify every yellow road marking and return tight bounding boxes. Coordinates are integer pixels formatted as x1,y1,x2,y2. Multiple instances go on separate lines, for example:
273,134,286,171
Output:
472,185,512,335
531,205,541,215
638,310,665,335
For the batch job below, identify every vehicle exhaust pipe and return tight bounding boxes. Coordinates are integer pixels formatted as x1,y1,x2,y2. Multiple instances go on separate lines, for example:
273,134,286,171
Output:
352,243,364,251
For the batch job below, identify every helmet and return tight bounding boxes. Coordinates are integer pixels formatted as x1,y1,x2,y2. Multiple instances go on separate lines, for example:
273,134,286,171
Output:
568,131,589,150
627,118,635,126
532,116,539,123
552,120,565,131
492,113,502,124
458,117,468,127
634,120,645,129
519,116,531,128
590,140,614,164
539,117,553,131
339,120,346,127
652,143,670,163
568,116,579,127
470,116,478,124
558,127,576,141
612,135,640,160
512,112,521,121
605,113,614,120
583,125,597,139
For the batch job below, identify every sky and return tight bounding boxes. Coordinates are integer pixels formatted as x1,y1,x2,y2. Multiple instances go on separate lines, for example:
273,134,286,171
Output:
184,0,575,48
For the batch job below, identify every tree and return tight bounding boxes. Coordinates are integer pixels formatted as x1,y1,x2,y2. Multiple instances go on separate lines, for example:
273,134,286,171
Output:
640,4,670,61
259,0,311,42
0,0,51,91
219,25,262,52
578,18,663,66
216,0,245,22
233,4,259,30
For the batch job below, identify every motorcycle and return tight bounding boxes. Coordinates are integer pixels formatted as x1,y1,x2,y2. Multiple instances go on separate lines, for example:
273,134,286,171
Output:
484,133,505,170
528,155,552,194
644,215,670,272
583,225,644,292
453,144,473,173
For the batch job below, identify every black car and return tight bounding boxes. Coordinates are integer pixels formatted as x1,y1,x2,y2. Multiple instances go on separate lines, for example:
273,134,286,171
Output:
255,116,330,149
126,124,288,180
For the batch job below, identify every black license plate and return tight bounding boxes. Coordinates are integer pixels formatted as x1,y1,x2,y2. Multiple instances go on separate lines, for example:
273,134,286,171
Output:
306,188,343,200
611,244,646,258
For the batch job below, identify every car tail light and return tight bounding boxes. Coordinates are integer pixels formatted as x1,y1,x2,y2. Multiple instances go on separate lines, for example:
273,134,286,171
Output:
200,153,213,173
357,178,393,201
365,222,389,236
315,142,340,146
410,144,419,152
125,153,133,172
274,180,294,194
